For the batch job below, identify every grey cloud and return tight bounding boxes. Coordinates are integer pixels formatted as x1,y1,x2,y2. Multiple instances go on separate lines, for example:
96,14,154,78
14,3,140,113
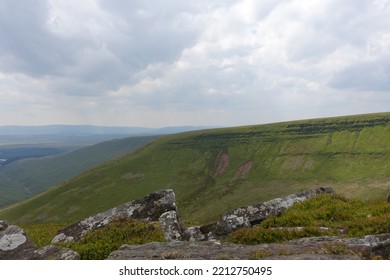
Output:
0,0,76,76
1,0,389,127
329,58,390,91
286,0,381,62
96,0,205,67
0,0,205,95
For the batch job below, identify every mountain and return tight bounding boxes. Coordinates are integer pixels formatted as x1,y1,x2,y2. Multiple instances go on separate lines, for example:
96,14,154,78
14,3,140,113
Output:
0,136,156,208
0,125,215,208
0,125,153,135
0,125,217,135
1,112,390,225
0,125,217,146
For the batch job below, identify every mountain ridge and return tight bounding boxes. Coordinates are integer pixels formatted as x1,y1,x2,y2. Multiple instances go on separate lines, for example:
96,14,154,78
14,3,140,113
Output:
0,125,217,136
1,112,390,225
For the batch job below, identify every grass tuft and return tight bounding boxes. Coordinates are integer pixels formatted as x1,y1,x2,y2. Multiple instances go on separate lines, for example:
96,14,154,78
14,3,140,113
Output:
228,194,390,245
61,218,165,260
21,223,67,248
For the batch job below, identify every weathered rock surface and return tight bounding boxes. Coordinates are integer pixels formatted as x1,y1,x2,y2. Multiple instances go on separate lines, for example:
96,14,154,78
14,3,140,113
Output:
51,187,337,243
214,187,335,236
107,234,390,260
182,227,207,242
107,241,252,260
0,225,36,260
33,245,80,260
0,220,8,231
52,189,177,243
158,211,183,241
0,222,80,260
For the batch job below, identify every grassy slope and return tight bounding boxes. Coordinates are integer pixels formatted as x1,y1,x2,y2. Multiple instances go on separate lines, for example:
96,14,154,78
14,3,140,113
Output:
0,174,27,207
0,136,156,208
1,113,390,225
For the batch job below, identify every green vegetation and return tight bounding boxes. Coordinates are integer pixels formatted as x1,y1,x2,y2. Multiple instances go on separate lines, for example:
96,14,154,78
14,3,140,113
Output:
62,218,165,260
20,218,165,260
0,135,155,208
1,112,390,225
22,223,67,248
227,194,390,245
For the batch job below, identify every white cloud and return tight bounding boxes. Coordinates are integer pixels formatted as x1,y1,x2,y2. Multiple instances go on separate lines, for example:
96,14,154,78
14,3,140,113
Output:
0,0,389,126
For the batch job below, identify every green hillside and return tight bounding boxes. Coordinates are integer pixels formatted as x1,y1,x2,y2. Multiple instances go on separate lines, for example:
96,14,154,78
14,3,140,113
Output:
0,173,27,207
0,135,156,208
1,113,390,225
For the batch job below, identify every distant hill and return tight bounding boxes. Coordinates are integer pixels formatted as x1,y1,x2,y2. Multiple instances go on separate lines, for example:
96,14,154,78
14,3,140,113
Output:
1,113,390,225
0,125,152,135
0,125,217,135
0,125,216,146
0,125,215,208
0,136,156,208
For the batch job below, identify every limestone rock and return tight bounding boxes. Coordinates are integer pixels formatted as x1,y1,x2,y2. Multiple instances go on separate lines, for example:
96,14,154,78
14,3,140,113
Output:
33,245,80,260
264,254,359,260
363,233,390,259
0,225,36,260
0,220,8,231
107,241,252,260
51,233,74,244
182,227,206,242
214,187,335,236
52,189,177,243
158,211,183,241
106,234,390,260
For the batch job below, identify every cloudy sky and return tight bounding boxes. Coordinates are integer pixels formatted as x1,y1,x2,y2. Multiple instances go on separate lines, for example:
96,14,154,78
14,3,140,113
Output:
0,0,389,127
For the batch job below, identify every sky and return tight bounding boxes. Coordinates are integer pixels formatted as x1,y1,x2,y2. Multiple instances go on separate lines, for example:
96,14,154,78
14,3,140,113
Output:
0,0,390,127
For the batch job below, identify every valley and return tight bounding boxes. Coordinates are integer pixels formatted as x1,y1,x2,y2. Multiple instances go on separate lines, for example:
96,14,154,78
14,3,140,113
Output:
0,136,156,208
1,112,390,226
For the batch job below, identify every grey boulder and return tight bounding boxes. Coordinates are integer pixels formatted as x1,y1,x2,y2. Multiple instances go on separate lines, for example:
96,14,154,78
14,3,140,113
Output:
0,220,8,231
0,225,36,260
158,210,183,241
52,189,177,243
214,187,335,236
33,245,80,260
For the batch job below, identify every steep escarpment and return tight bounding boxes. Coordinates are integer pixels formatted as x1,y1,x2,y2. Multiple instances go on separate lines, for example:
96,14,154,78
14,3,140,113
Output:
1,112,390,225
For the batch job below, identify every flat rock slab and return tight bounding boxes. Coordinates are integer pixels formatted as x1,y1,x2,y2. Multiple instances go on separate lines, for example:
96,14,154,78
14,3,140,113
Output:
107,234,390,260
107,241,255,260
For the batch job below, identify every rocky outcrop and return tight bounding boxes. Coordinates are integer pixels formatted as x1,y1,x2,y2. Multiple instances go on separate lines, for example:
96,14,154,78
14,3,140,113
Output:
108,241,251,260
52,189,177,243
33,245,80,260
107,234,390,260
0,220,8,231
2,188,389,260
0,225,36,260
182,227,208,242
51,187,336,243
0,221,80,260
214,187,335,236
159,210,183,241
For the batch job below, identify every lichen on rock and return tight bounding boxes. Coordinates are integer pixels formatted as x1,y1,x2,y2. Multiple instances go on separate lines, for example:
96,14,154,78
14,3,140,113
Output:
0,225,36,260
52,189,177,243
